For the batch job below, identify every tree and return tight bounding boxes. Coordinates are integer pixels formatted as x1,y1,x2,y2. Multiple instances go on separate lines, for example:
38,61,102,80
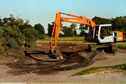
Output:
34,23,45,35
8,39,20,49
73,30,77,36
79,24,89,36
112,16,124,31
0,14,39,49
79,24,85,36
70,23,77,36
92,16,111,24
22,28,39,47
48,22,54,37
34,23,45,39
0,18,3,26
0,25,23,49
63,26,73,37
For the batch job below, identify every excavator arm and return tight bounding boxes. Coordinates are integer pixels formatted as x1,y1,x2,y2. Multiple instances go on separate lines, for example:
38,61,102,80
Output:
49,12,96,59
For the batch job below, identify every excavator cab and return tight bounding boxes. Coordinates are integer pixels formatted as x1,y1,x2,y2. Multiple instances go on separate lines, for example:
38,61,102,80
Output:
93,24,113,44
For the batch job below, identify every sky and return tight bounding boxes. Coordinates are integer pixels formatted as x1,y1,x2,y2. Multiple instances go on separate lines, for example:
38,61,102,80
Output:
0,0,126,33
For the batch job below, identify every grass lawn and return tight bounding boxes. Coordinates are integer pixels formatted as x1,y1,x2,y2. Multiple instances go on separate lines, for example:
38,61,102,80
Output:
41,36,85,41
38,36,126,45
117,43,126,49
73,63,126,76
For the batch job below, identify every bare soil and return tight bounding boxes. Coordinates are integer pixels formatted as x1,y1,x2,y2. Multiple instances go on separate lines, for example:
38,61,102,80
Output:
0,43,126,83
3,43,99,75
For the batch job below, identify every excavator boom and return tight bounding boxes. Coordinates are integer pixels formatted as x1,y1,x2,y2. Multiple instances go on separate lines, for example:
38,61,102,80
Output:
50,12,96,49
49,12,96,60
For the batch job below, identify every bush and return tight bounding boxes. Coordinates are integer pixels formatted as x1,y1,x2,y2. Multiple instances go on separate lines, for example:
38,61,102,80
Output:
118,44,126,49
34,23,45,37
85,31,93,41
25,41,35,47
0,47,6,58
0,47,5,54
64,28,73,37
22,28,39,47
39,35,45,39
8,39,20,49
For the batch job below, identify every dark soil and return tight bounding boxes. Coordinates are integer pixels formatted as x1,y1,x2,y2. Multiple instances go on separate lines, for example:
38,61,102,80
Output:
3,43,107,75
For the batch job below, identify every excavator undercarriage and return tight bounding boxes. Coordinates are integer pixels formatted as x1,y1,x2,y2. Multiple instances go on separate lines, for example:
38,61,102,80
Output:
87,43,117,53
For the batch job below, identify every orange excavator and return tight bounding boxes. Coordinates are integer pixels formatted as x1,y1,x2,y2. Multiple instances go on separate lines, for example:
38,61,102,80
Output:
49,12,123,60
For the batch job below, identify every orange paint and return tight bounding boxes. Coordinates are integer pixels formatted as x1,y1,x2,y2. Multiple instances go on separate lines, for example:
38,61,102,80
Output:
113,31,123,42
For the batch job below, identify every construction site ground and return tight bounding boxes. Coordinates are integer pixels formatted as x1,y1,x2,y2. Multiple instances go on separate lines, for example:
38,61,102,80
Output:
0,42,126,83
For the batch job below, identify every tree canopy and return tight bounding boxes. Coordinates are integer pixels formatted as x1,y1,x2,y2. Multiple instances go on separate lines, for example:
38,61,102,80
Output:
0,15,45,56
34,23,45,39
92,16,126,32
48,22,54,37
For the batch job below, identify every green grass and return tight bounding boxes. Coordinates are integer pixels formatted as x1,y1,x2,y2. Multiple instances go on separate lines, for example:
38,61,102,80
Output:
73,63,126,76
0,48,6,59
58,37,85,41
40,36,85,41
117,44,126,49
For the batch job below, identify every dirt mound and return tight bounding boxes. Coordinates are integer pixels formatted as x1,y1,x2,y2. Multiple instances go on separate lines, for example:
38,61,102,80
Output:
3,43,107,75
93,50,108,61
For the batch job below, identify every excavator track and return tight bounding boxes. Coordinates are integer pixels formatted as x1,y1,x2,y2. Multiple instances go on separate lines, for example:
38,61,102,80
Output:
87,44,118,53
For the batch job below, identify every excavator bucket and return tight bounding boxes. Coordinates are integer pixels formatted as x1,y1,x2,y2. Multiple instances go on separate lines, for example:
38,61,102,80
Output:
49,48,64,60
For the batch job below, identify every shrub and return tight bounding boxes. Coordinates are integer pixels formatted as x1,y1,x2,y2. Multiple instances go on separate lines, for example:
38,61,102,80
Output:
0,47,5,54
39,35,45,39
25,41,35,47
22,28,39,47
0,47,6,58
64,28,73,37
8,39,20,49
85,31,93,41
34,23,45,36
